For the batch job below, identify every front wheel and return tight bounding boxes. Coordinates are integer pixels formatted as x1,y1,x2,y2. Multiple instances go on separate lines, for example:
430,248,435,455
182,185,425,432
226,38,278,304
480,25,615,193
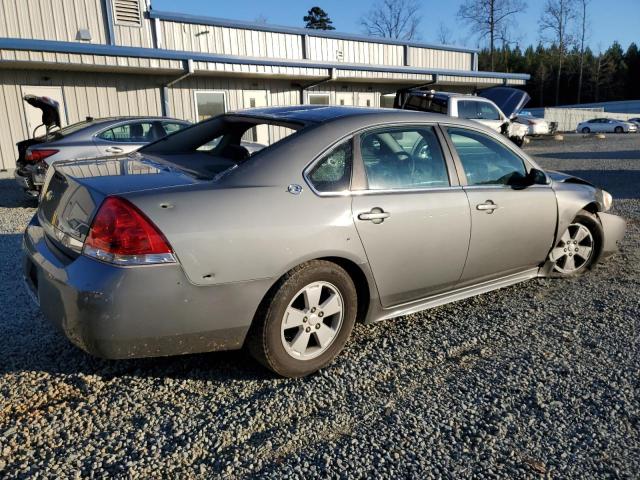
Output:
581,127,591,134
247,260,357,377
614,126,624,134
548,211,603,276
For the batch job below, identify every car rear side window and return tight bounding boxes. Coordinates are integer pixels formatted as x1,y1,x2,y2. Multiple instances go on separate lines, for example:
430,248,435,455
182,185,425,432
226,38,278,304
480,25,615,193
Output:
98,122,156,143
161,122,188,135
308,139,353,193
447,127,527,186
360,126,449,190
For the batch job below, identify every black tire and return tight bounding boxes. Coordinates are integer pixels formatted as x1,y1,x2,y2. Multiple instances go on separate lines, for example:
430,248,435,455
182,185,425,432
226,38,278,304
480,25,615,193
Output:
247,260,357,377
581,127,590,134
550,210,603,277
614,126,623,134
512,136,525,147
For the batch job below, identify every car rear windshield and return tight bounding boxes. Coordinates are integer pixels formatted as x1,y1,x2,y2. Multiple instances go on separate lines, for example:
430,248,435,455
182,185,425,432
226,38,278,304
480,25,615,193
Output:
138,115,304,180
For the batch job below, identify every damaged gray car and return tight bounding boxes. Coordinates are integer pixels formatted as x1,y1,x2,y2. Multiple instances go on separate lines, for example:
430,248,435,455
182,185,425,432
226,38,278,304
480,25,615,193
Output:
23,106,625,377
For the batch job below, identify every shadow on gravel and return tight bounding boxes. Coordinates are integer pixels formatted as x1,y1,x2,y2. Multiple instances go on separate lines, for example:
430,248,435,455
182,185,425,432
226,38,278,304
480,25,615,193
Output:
535,150,640,160
0,178,38,208
562,169,640,199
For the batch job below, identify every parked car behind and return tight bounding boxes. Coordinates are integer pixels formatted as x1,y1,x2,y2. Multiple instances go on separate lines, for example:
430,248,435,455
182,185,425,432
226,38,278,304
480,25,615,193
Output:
576,118,638,134
515,113,551,136
24,106,625,378
394,86,530,146
627,117,640,129
15,96,190,197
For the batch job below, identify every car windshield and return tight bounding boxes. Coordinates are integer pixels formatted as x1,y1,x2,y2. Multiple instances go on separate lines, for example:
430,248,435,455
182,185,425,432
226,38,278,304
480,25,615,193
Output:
139,115,303,180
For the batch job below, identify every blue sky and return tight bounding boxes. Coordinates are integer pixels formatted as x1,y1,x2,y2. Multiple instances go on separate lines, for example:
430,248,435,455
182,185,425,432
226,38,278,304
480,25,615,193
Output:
152,0,638,52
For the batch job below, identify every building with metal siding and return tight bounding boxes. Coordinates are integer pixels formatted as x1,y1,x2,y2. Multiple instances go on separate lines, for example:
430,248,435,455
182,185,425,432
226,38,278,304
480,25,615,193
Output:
0,0,529,170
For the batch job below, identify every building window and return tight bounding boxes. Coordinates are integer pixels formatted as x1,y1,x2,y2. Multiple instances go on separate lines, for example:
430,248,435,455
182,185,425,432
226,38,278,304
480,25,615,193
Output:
380,94,395,109
308,93,330,105
194,91,226,122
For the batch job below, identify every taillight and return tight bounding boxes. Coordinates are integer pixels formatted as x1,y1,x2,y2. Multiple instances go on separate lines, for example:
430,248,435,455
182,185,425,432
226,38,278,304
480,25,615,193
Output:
25,149,58,163
83,196,176,265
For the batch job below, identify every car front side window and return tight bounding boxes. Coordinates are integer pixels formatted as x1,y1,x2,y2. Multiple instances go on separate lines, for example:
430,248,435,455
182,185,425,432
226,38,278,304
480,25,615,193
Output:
447,127,528,186
477,103,501,121
98,122,156,143
360,126,449,190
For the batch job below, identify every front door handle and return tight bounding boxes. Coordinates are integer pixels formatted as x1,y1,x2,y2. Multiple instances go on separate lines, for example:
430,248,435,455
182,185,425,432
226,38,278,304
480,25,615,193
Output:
105,146,124,154
476,200,498,213
358,207,391,224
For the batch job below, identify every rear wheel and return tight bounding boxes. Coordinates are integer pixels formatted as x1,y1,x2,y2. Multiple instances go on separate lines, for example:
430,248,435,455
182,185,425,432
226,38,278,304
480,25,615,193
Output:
548,211,602,276
581,127,591,134
247,260,357,377
614,126,624,134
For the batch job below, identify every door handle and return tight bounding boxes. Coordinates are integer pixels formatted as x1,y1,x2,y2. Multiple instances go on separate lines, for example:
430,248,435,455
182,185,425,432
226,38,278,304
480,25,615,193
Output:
358,208,390,224
105,147,124,153
476,200,498,213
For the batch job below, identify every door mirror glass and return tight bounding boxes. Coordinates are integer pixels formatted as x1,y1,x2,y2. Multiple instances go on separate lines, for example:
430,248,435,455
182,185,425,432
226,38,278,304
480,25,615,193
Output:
528,168,549,185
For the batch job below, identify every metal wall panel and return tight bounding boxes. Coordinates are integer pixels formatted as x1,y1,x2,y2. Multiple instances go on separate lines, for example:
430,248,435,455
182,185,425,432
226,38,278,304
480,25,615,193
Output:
305,36,404,66
409,47,473,71
160,21,304,59
0,69,163,170
0,0,109,44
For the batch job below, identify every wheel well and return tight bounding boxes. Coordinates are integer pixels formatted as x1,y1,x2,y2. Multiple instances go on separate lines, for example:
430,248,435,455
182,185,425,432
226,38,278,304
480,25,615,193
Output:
319,257,371,324
581,202,600,214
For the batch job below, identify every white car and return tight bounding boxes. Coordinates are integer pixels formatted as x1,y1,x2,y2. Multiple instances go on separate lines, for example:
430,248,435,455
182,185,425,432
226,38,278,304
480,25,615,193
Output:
395,87,530,146
627,117,640,130
515,114,550,136
577,118,638,134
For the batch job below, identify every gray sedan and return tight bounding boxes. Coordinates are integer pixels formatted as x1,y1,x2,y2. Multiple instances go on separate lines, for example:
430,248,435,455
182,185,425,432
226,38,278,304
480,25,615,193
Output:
23,106,626,377
15,116,190,197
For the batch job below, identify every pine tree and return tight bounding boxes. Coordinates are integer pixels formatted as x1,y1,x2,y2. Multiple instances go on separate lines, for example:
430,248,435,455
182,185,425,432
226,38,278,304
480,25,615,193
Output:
304,7,335,30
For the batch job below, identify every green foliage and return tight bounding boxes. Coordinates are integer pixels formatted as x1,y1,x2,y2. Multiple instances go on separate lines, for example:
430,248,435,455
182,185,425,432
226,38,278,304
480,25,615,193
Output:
304,7,335,30
478,42,640,107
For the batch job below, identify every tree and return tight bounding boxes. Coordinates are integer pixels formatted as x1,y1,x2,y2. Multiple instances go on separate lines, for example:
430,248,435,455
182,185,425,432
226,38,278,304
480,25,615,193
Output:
457,0,527,71
436,22,452,44
360,0,421,40
539,0,576,106
575,0,590,103
304,7,335,30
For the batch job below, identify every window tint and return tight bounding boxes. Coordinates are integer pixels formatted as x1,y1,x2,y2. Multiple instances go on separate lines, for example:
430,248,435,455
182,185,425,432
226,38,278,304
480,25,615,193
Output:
308,140,353,192
477,102,501,120
457,101,478,119
98,122,156,142
404,95,448,114
161,122,188,135
360,127,449,190
447,127,527,186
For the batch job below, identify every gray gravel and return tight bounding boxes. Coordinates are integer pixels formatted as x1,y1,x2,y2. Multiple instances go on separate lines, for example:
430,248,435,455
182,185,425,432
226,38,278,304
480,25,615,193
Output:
1,134,639,478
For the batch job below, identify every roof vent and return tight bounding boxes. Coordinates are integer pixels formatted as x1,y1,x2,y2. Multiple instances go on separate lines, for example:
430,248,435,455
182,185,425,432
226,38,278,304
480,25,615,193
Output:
113,0,142,27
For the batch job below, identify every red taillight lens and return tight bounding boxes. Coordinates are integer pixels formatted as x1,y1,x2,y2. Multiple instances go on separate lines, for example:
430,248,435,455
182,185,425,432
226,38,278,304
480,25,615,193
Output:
83,196,175,265
25,149,58,163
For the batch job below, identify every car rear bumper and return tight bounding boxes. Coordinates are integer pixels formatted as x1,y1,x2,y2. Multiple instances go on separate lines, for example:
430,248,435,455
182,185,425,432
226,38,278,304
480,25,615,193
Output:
598,212,626,258
23,215,271,359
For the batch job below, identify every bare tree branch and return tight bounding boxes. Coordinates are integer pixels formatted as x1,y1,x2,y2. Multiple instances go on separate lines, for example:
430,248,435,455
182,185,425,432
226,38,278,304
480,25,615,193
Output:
457,0,527,70
360,0,422,40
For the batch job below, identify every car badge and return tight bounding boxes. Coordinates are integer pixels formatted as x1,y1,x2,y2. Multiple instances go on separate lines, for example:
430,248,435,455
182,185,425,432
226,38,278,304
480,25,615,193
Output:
287,184,303,195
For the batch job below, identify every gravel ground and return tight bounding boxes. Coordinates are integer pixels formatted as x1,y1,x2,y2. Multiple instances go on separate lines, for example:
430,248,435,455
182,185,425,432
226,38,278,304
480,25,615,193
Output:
0,134,638,478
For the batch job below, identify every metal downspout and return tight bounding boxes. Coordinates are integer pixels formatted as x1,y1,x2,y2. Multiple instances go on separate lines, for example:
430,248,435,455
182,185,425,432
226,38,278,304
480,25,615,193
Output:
299,68,337,104
161,59,194,117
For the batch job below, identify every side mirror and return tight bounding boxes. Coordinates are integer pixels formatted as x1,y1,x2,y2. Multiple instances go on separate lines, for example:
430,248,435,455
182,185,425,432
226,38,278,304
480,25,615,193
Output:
528,168,549,185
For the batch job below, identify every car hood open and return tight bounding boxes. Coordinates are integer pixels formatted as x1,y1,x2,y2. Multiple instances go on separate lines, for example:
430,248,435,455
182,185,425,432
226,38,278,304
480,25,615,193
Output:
477,87,531,118
23,94,61,132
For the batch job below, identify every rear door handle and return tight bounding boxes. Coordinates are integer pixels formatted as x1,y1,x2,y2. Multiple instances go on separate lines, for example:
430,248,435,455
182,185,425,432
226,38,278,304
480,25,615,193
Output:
476,200,498,213
105,147,124,153
358,208,390,224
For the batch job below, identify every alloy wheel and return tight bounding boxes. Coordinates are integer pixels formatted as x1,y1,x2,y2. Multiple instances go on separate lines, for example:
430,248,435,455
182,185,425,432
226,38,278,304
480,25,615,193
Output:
550,223,595,274
280,281,344,360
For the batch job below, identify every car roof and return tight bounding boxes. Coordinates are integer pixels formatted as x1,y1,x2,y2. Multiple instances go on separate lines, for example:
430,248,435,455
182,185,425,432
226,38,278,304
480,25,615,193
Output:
233,105,451,125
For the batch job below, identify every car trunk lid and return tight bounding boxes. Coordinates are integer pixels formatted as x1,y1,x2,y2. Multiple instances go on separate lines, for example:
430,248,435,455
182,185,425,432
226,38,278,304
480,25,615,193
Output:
38,154,206,254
